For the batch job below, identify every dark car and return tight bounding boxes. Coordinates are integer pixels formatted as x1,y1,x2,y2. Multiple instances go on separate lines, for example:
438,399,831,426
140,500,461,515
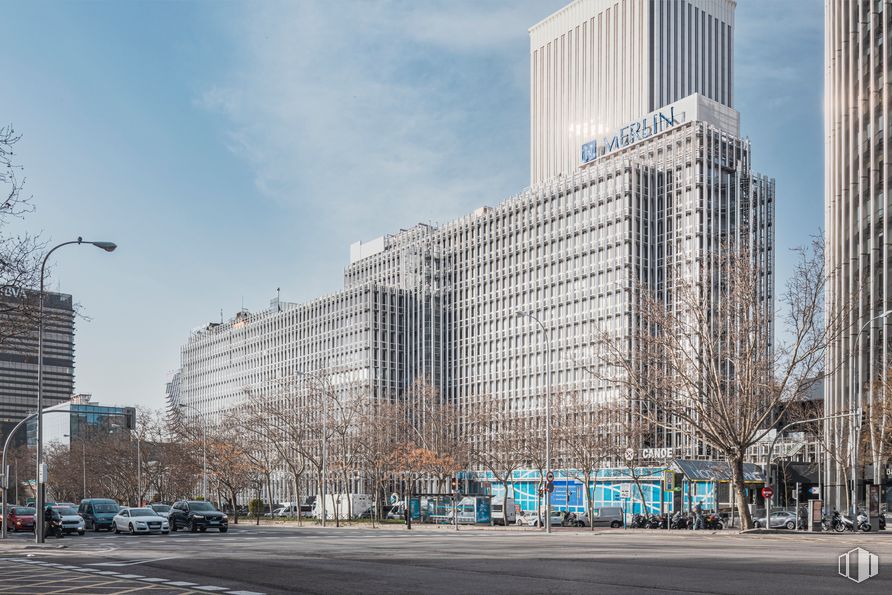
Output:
6,506,35,532
78,498,120,532
169,500,228,533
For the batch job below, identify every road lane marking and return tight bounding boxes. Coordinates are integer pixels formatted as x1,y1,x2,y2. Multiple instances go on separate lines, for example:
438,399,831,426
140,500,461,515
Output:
89,556,179,566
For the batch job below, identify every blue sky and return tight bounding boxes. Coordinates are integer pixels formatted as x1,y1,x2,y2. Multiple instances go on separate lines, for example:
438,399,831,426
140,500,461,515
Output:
1,0,823,410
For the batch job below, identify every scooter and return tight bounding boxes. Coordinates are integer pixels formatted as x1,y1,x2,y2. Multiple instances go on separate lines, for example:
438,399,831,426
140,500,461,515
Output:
856,511,872,532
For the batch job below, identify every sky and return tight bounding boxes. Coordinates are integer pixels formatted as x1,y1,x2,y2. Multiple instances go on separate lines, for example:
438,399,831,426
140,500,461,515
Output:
1,0,824,411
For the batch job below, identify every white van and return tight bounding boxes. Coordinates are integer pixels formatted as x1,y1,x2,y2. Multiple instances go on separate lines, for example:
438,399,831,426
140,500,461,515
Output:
492,497,516,525
313,494,374,520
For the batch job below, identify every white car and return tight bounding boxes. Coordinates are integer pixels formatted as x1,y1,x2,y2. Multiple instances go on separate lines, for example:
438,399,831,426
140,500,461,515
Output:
113,507,170,535
148,503,171,519
515,510,564,527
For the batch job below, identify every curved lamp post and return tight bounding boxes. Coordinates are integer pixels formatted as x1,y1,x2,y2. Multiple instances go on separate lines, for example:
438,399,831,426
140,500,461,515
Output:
35,238,116,543
517,311,552,534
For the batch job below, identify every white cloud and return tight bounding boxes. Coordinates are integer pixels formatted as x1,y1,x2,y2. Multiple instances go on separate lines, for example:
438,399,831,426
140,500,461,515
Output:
197,0,565,241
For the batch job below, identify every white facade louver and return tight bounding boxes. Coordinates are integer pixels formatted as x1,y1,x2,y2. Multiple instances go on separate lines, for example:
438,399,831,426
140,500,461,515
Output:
825,0,892,511
530,0,736,185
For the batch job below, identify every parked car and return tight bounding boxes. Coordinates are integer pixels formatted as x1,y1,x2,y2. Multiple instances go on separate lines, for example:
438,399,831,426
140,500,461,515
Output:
588,507,625,528
113,507,169,535
48,505,85,535
169,500,229,533
515,510,564,527
148,503,171,519
79,498,120,532
6,506,35,532
753,510,797,530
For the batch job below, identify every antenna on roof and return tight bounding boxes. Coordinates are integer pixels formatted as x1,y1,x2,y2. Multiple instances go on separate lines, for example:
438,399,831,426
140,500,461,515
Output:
220,309,223,324
277,287,281,311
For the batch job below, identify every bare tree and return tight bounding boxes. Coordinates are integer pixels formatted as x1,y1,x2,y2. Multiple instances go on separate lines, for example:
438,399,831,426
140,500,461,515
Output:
204,427,256,524
595,240,838,529
403,379,466,493
466,397,525,517
0,125,45,355
355,399,405,524
560,395,610,530
240,385,308,523
863,370,892,487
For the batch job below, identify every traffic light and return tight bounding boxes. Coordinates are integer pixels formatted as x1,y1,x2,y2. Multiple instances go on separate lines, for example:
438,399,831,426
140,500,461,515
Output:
451,477,459,493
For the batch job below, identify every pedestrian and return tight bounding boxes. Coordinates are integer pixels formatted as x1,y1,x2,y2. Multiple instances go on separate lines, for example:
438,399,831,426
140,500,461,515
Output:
694,502,703,530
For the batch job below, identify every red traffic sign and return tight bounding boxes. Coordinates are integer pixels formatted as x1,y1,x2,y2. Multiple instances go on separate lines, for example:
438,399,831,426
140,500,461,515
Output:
546,471,555,482
761,486,774,499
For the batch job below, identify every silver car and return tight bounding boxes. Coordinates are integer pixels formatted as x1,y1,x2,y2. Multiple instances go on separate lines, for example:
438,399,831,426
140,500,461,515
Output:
753,510,797,529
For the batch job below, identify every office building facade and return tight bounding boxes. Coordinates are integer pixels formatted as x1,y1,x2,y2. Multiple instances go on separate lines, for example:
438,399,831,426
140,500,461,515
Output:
174,0,774,502
530,0,736,185
0,289,75,447
825,0,892,509
28,394,135,448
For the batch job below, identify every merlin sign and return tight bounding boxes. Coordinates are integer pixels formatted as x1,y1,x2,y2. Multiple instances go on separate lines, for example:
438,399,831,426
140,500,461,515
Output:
581,105,682,165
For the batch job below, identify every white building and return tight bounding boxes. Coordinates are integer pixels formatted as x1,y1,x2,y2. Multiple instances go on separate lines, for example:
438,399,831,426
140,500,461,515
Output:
173,0,773,503
825,0,892,511
530,0,736,185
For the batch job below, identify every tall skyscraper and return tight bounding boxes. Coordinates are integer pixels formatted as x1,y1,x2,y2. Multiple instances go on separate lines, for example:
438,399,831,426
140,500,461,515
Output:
0,289,75,446
530,0,736,185
825,0,892,510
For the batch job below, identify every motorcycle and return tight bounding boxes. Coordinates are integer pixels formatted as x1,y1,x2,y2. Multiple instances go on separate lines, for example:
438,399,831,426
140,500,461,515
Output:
856,511,871,532
704,513,724,530
561,512,585,528
630,514,648,529
830,510,847,532
646,514,666,529
670,511,690,530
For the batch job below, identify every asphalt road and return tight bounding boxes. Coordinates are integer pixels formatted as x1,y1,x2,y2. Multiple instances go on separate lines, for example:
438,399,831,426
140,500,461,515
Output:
1,524,891,594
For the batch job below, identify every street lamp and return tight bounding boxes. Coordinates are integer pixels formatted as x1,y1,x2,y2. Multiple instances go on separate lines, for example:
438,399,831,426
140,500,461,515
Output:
178,404,208,501
35,237,116,544
295,370,328,527
517,310,552,534
849,308,892,519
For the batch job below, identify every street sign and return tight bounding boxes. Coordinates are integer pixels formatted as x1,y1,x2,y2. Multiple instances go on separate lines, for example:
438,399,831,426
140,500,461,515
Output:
546,482,555,494
808,487,820,495
546,471,554,482
620,485,631,499
761,486,774,499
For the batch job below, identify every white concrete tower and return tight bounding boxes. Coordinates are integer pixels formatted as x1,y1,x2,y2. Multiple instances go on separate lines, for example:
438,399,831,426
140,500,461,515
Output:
529,0,736,186
825,0,892,511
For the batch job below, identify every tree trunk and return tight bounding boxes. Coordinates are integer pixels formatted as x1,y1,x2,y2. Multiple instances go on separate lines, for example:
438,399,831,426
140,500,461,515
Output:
265,472,273,516
730,456,752,529
292,476,301,526
230,488,239,524
587,472,595,532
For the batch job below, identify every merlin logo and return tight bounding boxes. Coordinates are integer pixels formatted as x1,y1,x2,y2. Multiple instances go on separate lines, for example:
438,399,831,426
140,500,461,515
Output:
580,106,680,165
839,547,879,583
581,140,598,164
